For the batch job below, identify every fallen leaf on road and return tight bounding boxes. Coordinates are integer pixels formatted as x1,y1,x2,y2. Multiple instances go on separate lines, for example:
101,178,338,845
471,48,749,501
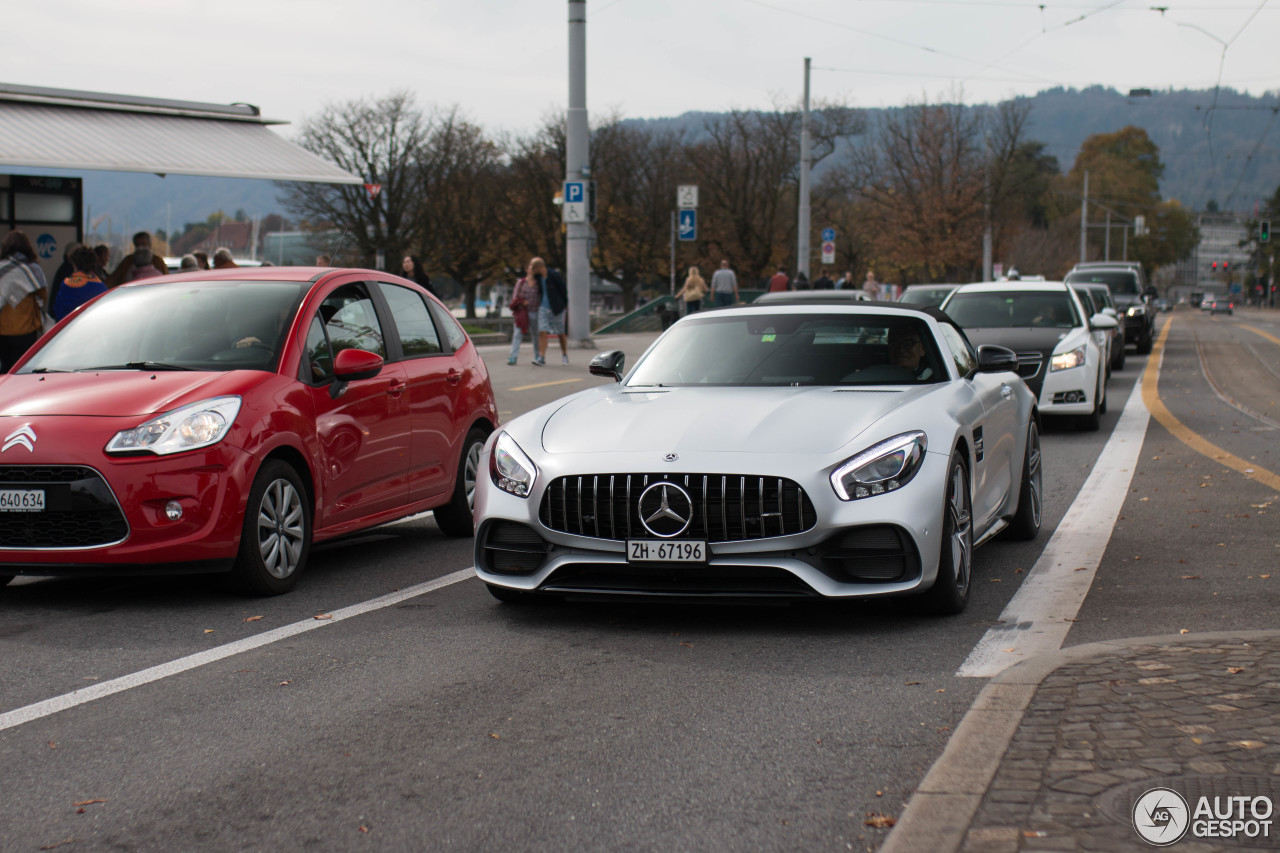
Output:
905,681,923,685
1231,740,1265,749
278,680,291,686
679,641,694,648
876,790,883,797
39,839,78,851
1261,575,1272,579
1181,575,1200,580
1024,830,1048,838
990,578,1001,582
313,614,333,620
1014,568,1025,574
864,814,896,828
47,741,56,749
936,689,945,693
358,825,370,834
1228,667,1245,674
72,799,107,807
203,629,215,634
489,733,500,740
244,615,264,623
1003,648,1016,653
1180,629,1190,634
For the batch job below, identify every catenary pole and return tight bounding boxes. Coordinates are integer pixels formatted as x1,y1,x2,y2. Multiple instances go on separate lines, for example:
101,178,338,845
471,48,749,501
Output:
797,58,812,283
566,0,591,349
1079,170,1089,263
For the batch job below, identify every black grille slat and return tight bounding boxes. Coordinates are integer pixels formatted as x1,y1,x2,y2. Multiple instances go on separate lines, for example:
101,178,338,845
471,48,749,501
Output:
539,472,816,543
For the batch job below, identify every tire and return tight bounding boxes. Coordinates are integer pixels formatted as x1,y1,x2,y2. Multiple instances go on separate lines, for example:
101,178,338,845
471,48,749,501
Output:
918,454,973,615
486,583,532,603
1111,339,1126,371
1006,421,1042,541
230,460,311,596
434,427,487,538
1137,325,1154,355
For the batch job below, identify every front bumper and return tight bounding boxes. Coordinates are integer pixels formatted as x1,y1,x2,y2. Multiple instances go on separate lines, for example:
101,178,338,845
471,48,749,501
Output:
1036,358,1102,416
0,429,257,574
473,448,951,600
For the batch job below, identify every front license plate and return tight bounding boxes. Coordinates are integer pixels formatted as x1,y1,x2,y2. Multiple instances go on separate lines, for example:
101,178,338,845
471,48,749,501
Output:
626,540,706,563
0,489,45,512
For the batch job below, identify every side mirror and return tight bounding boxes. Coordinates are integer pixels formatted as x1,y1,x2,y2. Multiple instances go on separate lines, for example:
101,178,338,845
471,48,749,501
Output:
1143,286,1159,300
1101,307,1118,317
589,350,626,382
1090,313,1119,331
333,348,384,382
976,344,1019,374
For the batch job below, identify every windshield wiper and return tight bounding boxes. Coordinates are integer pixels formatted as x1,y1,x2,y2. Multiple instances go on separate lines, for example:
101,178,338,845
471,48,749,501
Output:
81,362,195,372
28,367,73,374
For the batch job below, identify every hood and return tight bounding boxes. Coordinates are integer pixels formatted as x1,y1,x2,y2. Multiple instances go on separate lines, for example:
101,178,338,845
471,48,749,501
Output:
0,371,267,418
541,385,933,455
964,327,1076,356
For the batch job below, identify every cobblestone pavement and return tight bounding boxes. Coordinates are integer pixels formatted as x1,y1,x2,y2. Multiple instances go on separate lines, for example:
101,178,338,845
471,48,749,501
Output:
884,632,1280,853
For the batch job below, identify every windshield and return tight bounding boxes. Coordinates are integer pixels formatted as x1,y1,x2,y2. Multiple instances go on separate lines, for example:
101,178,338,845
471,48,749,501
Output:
944,290,1082,329
20,280,308,374
626,313,946,387
1064,270,1140,295
899,287,955,308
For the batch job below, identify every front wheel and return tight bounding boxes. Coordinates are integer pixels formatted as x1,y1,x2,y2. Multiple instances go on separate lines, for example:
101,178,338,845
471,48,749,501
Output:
1137,326,1154,355
230,460,311,596
434,428,487,537
1006,421,1042,540
918,454,973,615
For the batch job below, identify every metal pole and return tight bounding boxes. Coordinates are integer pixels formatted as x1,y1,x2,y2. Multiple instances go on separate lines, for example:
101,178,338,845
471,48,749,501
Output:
1104,210,1111,260
982,125,992,280
1079,171,1089,263
566,0,592,348
1122,225,1128,261
670,211,676,295
797,58,812,283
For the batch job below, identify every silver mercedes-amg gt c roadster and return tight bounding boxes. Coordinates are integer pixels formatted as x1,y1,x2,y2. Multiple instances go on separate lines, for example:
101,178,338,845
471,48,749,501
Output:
473,301,1042,614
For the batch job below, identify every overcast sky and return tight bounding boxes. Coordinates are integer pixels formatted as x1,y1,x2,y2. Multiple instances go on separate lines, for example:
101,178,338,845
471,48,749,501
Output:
13,1,1279,138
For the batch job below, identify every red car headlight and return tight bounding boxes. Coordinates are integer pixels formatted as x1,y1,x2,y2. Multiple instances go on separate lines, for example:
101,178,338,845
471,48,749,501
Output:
106,396,242,456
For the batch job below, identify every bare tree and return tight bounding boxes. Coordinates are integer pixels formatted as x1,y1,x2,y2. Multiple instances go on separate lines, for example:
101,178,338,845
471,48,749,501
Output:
419,109,507,317
279,91,432,269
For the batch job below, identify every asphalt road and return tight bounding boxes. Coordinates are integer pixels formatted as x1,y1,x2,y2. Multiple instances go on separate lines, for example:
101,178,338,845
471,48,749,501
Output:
0,311,1276,852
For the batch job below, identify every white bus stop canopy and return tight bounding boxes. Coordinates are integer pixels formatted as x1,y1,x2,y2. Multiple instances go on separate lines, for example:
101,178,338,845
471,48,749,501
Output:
0,83,361,184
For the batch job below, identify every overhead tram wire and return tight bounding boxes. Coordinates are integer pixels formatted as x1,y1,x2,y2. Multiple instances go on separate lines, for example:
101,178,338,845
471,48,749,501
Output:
1222,105,1280,209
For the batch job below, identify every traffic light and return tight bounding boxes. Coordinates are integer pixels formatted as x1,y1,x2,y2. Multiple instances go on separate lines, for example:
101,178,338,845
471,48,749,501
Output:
1224,261,1230,270
1212,262,1217,270
1262,220,1271,243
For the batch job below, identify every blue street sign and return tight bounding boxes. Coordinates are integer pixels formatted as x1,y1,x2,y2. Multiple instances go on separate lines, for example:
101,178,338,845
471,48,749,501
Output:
679,209,697,241
564,181,584,203
821,227,836,242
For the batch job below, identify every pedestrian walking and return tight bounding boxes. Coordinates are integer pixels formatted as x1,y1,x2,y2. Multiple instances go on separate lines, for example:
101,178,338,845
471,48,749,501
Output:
534,261,568,366
107,231,167,287
709,260,738,307
768,266,790,292
213,248,238,269
0,230,50,372
814,271,834,290
506,266,539,365
794,270,809,290
862,271,882,301
402,256,438,297
52,245,107,320
676,265,707,314
836,270,855,291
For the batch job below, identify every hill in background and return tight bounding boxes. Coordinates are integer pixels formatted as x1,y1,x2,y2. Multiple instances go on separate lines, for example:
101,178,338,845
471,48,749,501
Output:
25,85,1279,240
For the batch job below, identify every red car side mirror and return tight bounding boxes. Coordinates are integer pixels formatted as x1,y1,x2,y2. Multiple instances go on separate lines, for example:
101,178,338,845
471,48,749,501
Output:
332,348,384,381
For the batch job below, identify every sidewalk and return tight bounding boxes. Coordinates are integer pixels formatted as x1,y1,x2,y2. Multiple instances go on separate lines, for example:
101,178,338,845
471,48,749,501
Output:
884,631,1280,852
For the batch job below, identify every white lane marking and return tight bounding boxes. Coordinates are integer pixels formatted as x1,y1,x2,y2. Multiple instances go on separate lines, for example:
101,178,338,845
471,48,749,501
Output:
0,569,474,732
957,376,1151,678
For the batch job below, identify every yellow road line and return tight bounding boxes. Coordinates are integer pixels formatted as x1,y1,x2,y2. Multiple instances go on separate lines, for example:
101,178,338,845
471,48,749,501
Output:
1142,316,1280,491
508,377,584,392
1241,323,1280,347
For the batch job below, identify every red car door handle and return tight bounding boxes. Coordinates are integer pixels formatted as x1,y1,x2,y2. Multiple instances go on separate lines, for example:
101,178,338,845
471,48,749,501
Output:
387,380,406,397
446,370,462,385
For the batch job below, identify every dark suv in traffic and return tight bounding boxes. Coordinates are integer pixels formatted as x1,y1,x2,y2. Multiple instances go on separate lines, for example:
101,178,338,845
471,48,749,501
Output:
1064,262,1156,354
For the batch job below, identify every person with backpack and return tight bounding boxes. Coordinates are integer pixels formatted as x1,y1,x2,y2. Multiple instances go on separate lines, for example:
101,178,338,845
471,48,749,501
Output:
0,230,50,372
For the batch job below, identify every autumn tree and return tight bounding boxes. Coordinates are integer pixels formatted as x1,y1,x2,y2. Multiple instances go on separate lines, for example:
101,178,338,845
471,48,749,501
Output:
492,117,566,279
850,98,985,282
419,109,507,316
280,91,432,269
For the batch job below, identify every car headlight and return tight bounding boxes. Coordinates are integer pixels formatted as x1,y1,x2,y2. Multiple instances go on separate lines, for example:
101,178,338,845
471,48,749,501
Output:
105,396,241,456
1126,304,1146,317
831,431,927,501
490,431,538,498
1050,346,1086,372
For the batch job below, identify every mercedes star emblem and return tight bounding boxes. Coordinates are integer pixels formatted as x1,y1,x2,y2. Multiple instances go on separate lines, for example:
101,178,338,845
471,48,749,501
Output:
637,481,693,538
